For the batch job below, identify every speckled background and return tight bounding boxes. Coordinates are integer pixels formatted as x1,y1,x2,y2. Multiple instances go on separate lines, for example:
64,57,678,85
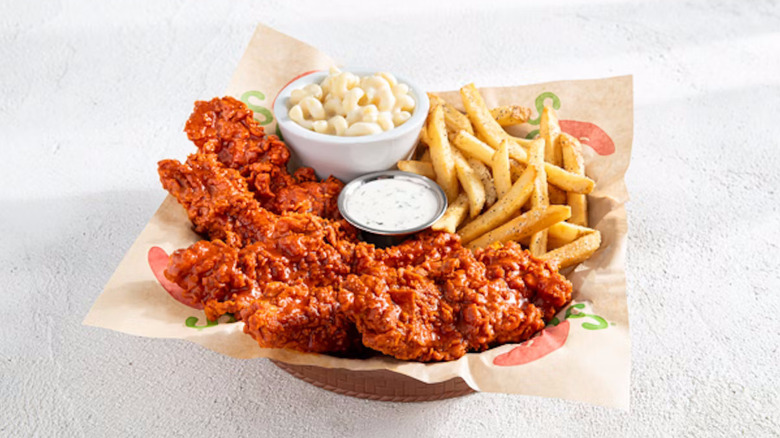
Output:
2,1,778,436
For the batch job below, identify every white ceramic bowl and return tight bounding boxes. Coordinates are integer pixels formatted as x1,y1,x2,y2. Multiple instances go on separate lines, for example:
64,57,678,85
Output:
273,69,430,182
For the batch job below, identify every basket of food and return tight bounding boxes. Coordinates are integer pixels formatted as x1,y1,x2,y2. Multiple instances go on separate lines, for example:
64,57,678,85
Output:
85,24,632,408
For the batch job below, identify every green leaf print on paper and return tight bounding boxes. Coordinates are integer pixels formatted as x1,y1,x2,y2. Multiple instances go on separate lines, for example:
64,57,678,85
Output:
184,314,237,330
549,303,609,331
525,91,562,139
527,91,561,125
185,316,217,330
240,90,274,126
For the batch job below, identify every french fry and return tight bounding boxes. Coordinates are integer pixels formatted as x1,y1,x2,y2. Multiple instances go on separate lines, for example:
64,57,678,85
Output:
497,129,594,193
490,105,532,126
492,140,512,198
527,139,548,208
427,105,459,201
545,164,595,194
457,165,537,244
454,114,593,193
540,106,566,203
452,130,495,165
397,160,436,180
419,122,432,146
559,133,588,226
547,221,594,249
452,149,486,218
506,142,530,161
512,135,536,146
540,106,562,165
468,158,497,208
474,118,535,149
548,188,567,205
460,83,533,151
428,93,474,135
527,139,548,256
509,159,524,182
432,193,469,233
420,148,431,163
467,205,571,250
540,230,601,269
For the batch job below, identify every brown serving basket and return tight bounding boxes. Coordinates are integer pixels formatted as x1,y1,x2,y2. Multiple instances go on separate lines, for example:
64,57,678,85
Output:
272,360,475,402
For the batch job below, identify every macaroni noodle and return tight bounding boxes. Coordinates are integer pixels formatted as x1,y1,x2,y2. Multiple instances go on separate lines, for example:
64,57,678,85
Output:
287,67,416,136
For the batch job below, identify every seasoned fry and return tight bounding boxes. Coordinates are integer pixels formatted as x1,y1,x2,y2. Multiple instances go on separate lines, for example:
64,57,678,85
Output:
540,106,565,203
454,119,590,194
420,148,431,163
497,131,594,193
506,142,529,161
512,135,536,146
452,149,486,218
492,140,512,198
540,106,562,166
548,188,567,204
490,105,532,126
432,193,469,233
479,132,534,149
509,159,524,182
526,139,548,256
547,221,594,249
427,105,459,201
419,122,432,146
397,160,436,180
559,133,588,226
545,164,595,194
452,130,495,165
527,139,548,208
460,83,532,151
428,93,474,135
468,158,497,208
457,165,537,244
540,230,601,269
467,205,571,250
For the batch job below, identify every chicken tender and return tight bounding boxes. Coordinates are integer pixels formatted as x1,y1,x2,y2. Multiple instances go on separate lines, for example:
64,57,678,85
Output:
342,233,569,361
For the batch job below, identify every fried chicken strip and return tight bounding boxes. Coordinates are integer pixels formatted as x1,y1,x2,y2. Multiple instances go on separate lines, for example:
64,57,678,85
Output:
160,158,356,304
241,283,362,353
158,152,356,248
158,153,269,247
342,233,571,361
159,140,359,350
166,238,359,352
183,96,343,220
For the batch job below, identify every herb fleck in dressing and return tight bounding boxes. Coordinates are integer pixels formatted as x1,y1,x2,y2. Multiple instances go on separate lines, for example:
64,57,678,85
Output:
346,179,440,232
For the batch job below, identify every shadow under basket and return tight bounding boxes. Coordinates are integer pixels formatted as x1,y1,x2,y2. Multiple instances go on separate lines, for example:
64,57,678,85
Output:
271,360,475,402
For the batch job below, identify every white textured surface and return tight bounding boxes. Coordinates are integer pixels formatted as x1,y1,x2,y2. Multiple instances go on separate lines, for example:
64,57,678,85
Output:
2,0,779,436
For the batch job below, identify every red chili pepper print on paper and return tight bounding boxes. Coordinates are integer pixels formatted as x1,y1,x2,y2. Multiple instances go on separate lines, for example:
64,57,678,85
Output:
492,320,570,366
559,120,615,156
148,246,203,309
526,91,615,156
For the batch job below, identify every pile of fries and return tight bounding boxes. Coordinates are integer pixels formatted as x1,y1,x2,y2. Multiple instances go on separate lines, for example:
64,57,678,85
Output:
397,84,601,269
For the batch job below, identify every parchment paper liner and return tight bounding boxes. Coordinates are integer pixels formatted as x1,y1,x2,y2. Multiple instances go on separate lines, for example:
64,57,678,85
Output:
84,24,632,409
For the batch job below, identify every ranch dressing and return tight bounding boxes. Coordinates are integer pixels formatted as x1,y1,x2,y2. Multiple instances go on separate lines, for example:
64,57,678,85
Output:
345,178,440,232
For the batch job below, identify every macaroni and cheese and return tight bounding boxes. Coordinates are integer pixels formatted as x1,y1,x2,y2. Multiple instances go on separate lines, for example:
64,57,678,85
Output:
287,67,416,137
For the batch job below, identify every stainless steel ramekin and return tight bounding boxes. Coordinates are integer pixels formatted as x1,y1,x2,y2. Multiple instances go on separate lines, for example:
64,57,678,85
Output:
337,170,448,248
